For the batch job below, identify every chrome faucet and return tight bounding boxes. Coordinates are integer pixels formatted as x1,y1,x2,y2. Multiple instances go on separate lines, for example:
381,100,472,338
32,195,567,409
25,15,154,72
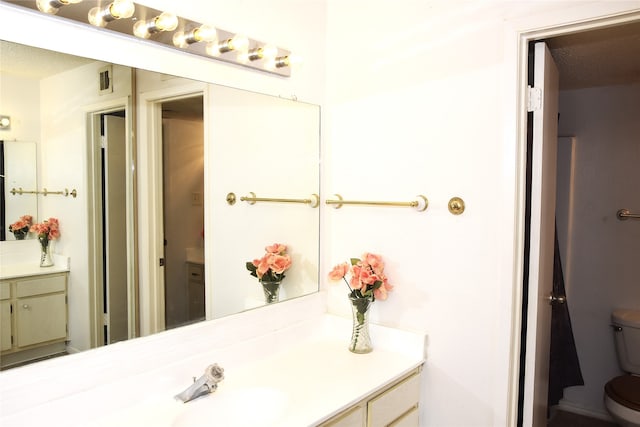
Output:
175,364,225,403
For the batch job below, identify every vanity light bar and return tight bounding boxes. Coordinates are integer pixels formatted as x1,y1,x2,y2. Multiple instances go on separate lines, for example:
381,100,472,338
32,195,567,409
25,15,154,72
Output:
4,0,295,77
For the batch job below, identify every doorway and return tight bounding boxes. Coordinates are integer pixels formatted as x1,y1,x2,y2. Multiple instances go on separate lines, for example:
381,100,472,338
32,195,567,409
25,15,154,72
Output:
160,96,205,329
88,103,137,348
519,17,640,427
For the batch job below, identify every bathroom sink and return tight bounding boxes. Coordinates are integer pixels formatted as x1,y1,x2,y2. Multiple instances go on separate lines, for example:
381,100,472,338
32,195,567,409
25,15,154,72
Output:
172,387,289,427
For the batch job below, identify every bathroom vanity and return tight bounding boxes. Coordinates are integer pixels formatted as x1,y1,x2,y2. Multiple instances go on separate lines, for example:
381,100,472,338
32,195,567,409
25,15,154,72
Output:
0,295,426,427
0,263,69,368
319,367,421,427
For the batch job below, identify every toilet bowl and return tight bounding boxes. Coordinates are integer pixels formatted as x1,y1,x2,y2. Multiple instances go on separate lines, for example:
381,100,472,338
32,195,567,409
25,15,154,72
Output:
604,309,640,427
604,375,640,427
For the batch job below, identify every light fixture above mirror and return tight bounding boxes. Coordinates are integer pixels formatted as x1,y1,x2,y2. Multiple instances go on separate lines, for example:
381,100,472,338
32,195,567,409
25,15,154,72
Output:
5,0,297,77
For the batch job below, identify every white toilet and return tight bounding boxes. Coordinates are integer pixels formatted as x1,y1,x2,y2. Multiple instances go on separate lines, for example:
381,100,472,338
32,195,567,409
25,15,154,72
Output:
604,309,640,427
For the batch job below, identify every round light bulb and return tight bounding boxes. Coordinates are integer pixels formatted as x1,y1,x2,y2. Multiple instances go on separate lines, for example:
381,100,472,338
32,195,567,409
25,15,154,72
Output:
36,0,59,14
133,20,151,38
155,12,178,32
260,44,278,60
111,0,135,19
172,31,188,48
88,7,107,27
195,25,217,43
230,34,249,52
205,41,221,57
287,54,303,67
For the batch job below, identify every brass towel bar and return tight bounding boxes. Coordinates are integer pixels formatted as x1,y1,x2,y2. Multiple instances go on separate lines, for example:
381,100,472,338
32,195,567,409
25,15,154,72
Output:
326,194,428,212
10,187,77,198
226,192,319,208
617,209,640,221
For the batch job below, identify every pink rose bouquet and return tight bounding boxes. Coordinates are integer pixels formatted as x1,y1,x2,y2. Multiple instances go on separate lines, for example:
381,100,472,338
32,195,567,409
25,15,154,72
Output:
30,217,60,248
246,243,292,283
8,215,32,240
328,252,394,302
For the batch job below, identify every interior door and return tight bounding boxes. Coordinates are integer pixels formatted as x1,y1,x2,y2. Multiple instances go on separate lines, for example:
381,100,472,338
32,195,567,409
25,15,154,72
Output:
523,41,560,426
104,114,128,344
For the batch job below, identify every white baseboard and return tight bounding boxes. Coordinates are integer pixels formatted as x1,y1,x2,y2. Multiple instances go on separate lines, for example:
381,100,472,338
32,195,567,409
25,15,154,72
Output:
557,399,614,422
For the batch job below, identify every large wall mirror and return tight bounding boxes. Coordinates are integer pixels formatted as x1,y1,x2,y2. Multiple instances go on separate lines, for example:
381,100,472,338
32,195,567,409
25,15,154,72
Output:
0,36,320,367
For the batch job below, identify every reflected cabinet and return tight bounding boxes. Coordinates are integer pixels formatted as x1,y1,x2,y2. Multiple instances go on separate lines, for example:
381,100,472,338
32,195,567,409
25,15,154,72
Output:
0,272,68,367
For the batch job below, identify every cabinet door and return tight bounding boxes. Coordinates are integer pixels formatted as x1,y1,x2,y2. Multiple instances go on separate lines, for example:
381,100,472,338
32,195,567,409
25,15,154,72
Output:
187,263,205,320
1,301,12,351
320,404,365,427
388,406,419,427
368,372,421,427
16,294,66,348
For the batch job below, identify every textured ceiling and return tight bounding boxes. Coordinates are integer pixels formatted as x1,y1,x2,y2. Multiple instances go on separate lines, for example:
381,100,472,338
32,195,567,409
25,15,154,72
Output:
0,40,92,80
547,21,640,90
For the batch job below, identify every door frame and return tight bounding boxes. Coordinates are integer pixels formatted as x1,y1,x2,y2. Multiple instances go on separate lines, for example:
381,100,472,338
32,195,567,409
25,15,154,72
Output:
85,97,136,348
507,8,640,426
137,81,208,336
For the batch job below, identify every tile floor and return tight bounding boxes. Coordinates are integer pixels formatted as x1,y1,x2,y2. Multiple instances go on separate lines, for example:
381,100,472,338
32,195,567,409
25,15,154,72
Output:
548,409,617,427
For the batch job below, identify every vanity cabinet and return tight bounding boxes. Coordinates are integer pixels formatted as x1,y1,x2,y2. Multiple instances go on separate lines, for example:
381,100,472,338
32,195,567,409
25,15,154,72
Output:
186,262,205,321
1,283,11,351
320,368,422,427
0,272,68,356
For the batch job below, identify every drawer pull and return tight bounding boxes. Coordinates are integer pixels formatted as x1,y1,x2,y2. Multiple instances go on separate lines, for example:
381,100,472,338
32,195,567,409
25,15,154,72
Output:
22,304,30,310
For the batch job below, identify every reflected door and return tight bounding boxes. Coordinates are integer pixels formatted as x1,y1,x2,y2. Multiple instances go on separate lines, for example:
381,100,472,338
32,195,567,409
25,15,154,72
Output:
161,96,205,329
103,114,128,344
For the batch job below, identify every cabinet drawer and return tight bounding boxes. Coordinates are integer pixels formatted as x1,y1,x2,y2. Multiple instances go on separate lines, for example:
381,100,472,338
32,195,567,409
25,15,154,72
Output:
16,274,66,298
0,282,9,300
320,404,365,427
187,263,204,282
368,372,420,427
389,405,419,427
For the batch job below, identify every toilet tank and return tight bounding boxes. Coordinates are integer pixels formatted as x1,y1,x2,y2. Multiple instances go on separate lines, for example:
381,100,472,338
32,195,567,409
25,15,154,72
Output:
612,309,640,374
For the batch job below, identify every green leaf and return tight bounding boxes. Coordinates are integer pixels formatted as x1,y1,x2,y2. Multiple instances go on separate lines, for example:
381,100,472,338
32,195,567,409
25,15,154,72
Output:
246,262,258,278
350,258,360,266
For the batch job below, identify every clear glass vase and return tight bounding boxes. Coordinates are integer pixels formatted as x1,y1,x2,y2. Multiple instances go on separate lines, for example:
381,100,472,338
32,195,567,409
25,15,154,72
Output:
349,295,373,354
261,280,281,304
39,239,54,267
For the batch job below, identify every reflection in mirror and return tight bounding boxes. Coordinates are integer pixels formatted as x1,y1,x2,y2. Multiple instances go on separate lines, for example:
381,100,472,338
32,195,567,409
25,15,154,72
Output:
0,39,320,369
1,141,37,241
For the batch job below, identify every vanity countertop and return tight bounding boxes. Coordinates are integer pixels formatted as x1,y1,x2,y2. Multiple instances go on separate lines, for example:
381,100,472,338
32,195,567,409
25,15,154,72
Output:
0,309,426,427
0,257,70,280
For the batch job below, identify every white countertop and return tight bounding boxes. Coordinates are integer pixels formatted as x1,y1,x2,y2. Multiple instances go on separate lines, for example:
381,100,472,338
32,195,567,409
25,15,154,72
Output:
0,312,426,427
0,258,69,280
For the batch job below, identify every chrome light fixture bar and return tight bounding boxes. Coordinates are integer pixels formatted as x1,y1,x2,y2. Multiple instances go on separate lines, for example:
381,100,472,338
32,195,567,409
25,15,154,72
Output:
3,0,294,77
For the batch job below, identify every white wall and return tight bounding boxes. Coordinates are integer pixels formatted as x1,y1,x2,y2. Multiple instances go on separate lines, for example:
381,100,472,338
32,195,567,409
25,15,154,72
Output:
324,1,640,426
1,74,40,241
557,84,640,417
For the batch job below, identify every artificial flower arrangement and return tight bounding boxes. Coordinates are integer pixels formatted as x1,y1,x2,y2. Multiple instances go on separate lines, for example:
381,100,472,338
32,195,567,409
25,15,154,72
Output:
246,243,292,283
328,252,394,353
246,243,293,304
8,215,32,240
328,252,394,302
30,217,60,248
